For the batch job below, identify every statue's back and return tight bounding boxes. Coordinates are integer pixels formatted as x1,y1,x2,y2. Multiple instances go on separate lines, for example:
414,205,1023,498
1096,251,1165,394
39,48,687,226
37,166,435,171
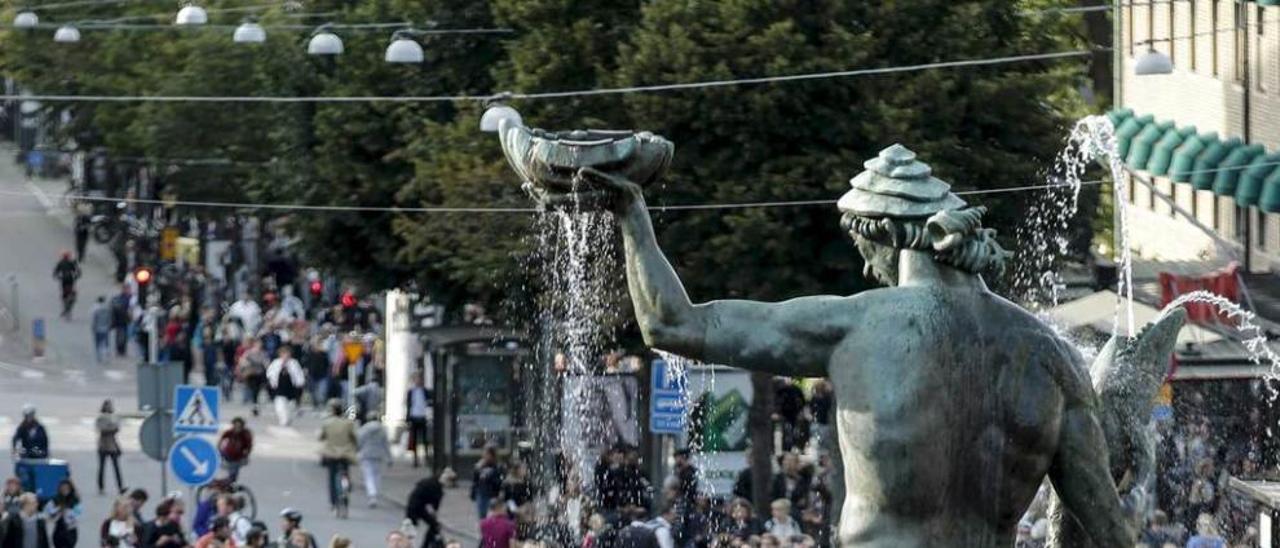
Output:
833,286,1079,547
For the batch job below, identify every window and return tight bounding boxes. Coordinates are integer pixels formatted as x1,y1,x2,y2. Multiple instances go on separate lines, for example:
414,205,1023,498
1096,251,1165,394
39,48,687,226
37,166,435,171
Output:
1190,0,1198,71
1213,0,1220,76
1258,6,1266,91
1235,1,1245,83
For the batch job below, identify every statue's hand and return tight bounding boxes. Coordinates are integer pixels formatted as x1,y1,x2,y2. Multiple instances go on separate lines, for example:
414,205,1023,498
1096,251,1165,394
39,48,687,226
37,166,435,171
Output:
574,167,645,214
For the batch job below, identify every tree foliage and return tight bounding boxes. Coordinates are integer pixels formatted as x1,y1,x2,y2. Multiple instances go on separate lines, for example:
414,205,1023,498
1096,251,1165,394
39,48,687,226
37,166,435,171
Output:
0,0,1095,319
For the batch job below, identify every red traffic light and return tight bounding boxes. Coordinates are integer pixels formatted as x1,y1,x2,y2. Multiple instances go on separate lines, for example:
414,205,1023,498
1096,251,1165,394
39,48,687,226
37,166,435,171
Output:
134,267,153,285
309,280,323,296
340,292,356,308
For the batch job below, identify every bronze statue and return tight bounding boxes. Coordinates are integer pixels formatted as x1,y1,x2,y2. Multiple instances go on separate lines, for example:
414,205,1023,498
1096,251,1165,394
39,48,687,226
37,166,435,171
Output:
503,126,1183,547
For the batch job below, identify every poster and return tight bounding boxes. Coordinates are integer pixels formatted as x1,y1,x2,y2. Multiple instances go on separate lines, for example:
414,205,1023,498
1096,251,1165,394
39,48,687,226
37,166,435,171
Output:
685,366,751,496
454,356,512,454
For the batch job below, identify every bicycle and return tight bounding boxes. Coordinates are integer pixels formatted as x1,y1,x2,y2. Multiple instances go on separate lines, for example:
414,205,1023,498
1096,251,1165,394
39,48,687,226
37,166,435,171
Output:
322,458,350,519
194,481,258,520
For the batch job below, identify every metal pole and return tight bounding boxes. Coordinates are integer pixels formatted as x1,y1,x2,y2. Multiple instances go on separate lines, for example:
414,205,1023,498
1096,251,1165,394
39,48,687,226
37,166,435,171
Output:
8,274,18,332
148,313,158,365
1239,0,1253,273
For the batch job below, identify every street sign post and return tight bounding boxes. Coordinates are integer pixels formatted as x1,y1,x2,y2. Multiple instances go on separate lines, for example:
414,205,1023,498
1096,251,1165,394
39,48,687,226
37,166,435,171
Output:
173,385,220,435
650,359,686,434
136,362,184,412
168,437,219,487
139,412,173,462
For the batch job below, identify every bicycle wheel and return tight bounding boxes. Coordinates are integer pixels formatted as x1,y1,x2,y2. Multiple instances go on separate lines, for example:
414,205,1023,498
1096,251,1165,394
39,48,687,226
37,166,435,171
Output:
234,484,257,520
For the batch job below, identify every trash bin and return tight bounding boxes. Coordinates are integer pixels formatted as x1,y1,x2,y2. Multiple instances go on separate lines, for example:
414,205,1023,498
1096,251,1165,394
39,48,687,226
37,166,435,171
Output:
14,458,69,502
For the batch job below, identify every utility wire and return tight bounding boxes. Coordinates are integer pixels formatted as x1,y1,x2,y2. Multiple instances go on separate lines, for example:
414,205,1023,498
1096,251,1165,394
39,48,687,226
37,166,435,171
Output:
0,49,1104,104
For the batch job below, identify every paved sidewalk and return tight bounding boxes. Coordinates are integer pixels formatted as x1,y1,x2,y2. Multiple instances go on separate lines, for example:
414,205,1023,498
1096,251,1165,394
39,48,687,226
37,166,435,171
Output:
351,462,481,544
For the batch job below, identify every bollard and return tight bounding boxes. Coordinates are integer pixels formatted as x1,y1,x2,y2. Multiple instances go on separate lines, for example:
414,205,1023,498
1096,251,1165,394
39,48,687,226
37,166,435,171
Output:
32,317,44,358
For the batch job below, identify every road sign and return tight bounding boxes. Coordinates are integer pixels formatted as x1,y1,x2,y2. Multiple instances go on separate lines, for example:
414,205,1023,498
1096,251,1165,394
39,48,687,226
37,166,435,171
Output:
173,385,220,435
168,437,219,487
139,412,173,462
137,362,184,412
650,359,686,434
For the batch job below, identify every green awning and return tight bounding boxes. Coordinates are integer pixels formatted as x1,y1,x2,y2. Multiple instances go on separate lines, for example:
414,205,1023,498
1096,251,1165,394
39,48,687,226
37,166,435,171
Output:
1236,152,1280,206
1212,144,1265,196
1107,108,1134,127
1148,125,1197,176
1170,132,1216,182
1127,120,1173,170
1116,114,1155,159
1260,166,1280,212
1259,0,1280,6
1191,137,1242,190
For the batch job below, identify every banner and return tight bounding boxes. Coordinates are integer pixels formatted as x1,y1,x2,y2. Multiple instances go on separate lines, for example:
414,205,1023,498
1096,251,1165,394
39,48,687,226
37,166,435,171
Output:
685,366,751,496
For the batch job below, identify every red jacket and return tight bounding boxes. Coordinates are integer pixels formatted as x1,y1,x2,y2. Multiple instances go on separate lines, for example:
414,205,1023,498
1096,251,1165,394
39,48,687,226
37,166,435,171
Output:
218,429,253,461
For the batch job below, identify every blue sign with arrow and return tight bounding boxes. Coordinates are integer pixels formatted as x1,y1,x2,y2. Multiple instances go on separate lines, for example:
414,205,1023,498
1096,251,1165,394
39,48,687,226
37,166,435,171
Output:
650,359,686,434
169,436,220,487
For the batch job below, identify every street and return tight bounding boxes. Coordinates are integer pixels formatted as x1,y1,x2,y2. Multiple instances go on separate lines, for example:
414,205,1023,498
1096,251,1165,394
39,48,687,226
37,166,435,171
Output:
0,152,416,546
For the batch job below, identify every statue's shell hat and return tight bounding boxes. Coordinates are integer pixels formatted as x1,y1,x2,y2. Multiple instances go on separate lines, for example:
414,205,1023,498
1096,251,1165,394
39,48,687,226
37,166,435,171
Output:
837,144,966,219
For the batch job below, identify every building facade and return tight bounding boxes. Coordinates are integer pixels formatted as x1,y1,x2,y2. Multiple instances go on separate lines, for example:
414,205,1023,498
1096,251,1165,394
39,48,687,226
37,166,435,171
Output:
1117,0,1280,271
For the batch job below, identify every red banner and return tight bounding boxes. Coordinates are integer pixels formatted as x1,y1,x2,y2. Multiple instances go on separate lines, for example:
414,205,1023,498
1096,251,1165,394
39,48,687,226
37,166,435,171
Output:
1158,262,1240,326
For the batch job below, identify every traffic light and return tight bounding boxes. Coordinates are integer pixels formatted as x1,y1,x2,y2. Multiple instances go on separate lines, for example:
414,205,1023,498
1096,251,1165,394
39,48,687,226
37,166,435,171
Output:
340,291,357,309
134,266,153,303
309,279,323,297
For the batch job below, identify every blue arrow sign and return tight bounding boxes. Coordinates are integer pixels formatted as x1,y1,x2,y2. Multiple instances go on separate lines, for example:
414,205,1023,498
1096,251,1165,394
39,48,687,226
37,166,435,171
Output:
169,437,220,487
173,385,220,435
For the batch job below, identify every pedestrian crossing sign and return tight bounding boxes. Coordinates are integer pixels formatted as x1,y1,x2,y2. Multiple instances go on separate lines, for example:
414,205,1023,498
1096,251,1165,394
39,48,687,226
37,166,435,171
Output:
173,385,220,434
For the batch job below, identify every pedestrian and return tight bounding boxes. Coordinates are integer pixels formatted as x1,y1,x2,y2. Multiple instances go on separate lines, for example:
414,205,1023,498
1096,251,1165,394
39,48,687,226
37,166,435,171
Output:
3,478,23,514
276,509,315,548
126,489,148,525
1,493,49,548
303,337,330,411
111,287,132,358
73,213,90,263
11,404,50,459
356,412,391,508
43,480,80,548
195,516,235,548
647,504,676,548
227,293,262,339
615,506,659,548
477,499,515,548
285,529,314,548
763,499,801,540
266,346,306,427
384,531,411,548
100,497,143,548
216,495,252,546
470,446,504,520
404,373,431,468
143,497,186,548
217,418,253,483
192,481,229,538
92,297,114,364
405,475,443,548
217,318,244,398
243,526,269,548
319,400,357,518
326,536,351,548
195,307,220,389
96,399,125,494
237,339,268,417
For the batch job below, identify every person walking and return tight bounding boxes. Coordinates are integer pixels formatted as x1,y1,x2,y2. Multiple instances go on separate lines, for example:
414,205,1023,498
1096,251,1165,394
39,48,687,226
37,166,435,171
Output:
43,480,81,548
73,213,90,263
218,418,254,483
405,373,431,468
469,446,504,520
100,497,143,548
356,412,391,508
276,509,316,548
405,475,444,548
111,286,132,358
1,493,49,548
237,338,268,417
53,251,80,320
266,346,306,427
477,499,516,548
92,297,114,364
319,400,357,518
96,399,125,494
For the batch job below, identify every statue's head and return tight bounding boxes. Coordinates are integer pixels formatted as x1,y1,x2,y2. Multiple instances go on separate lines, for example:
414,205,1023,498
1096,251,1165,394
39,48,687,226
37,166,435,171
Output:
839,144,1011,286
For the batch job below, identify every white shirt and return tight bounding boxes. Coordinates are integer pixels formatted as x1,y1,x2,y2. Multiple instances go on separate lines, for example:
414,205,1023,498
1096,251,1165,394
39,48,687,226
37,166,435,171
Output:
409,387,429,419
267,358,306,390
648,517,675,548
228,511,252,545
106,520,136,548
228,299,262,335
765,516,802,540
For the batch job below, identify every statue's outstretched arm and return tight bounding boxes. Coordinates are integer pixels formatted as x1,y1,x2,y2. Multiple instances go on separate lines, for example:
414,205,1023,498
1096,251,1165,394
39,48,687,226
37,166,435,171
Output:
1047,387,1137,548
578,168,840,377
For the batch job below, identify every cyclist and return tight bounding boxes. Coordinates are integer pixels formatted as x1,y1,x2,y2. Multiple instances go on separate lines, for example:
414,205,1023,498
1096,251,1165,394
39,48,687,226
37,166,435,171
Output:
53,251,81,319
217,417,254,482
318,399,356,518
